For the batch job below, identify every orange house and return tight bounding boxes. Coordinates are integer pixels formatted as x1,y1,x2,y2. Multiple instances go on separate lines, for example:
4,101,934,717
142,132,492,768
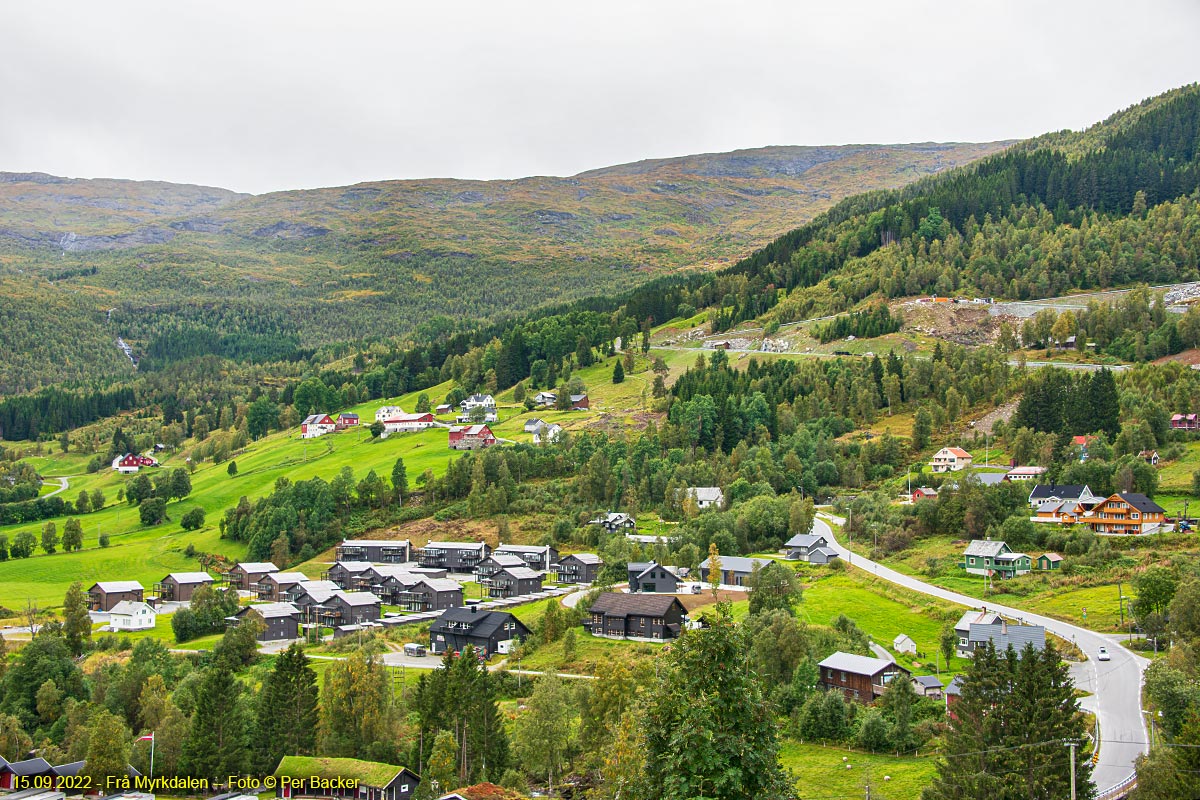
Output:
1083,493,1166,535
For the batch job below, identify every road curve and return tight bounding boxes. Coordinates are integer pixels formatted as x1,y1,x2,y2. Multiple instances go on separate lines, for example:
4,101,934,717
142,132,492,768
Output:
40,476,69,498
815,516,1148,794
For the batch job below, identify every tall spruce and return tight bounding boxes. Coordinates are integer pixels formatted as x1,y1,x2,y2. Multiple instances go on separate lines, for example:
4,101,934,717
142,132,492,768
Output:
182,665,249,780
411,648,508,784
62,581,92,657
253,643,318,773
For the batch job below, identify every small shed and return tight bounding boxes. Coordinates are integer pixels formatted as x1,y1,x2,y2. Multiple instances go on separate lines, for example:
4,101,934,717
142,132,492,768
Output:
912,674,944,697
893,633,917,655
1037,552,1063,570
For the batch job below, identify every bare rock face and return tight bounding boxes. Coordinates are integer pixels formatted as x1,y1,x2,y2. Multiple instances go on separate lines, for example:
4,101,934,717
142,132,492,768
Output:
250,221,331,239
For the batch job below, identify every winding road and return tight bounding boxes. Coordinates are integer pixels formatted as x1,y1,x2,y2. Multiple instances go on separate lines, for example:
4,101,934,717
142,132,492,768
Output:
815,515,1148,795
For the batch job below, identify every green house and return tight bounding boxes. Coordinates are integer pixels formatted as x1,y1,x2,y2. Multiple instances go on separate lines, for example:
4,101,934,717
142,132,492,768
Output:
961,539,1032,579
1037,552,1063,570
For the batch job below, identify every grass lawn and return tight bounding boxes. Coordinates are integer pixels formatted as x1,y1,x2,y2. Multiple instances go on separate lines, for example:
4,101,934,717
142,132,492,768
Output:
780,740,936,799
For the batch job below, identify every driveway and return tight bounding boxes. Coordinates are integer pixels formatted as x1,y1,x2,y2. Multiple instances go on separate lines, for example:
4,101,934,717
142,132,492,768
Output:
816,515,1147,795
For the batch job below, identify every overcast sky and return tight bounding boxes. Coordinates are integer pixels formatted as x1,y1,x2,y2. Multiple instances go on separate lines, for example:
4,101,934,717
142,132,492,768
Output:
2,1,1198,195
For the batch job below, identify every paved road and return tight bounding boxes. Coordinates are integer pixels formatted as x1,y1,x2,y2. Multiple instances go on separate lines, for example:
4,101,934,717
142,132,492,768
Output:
41,476,69,498
815,515,1148,794
650,345,1128,372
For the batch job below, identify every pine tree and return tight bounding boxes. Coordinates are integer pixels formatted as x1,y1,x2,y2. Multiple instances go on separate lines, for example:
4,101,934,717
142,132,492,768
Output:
612,360,625,384
1089,367,1121,438
62,582,91,657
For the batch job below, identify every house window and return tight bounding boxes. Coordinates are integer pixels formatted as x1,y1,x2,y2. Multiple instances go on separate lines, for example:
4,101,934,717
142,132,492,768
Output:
968,557,976,565
840,671,846,682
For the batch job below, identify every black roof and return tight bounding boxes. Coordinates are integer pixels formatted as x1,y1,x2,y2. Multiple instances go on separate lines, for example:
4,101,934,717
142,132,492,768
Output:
3,757,53,775
1117,493,1166,513
429,606,531,639
52,760,85,776
1028,484,1089,500
589,592,686,618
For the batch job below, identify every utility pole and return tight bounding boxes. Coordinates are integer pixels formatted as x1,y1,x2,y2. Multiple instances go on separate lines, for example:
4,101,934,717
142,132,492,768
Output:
1117,581,1125,633
1068,741,1077,800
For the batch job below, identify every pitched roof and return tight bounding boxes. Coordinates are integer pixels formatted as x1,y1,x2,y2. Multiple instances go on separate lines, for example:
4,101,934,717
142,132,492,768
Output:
495,544,553,555
239,602,300,619
497,566,542,580
482,553,525,568
589,592,685,618
963,540,1009,557
969,622,1046,652
809,547,839,559
784,533,827,548
236,562,279,573
424,541,487,551
165,571,213,584
4,757,53,775
341,538,411,547
973,473,1006,487
945,675,965,696
411,578,463,593
1039,552,1063,563
818,651,907,677
687,487,724,502
1116,493,1166,514
954,609,1002,631
274,756,414,790
265,571,310,584
430,606,528,639
914,674,944,689
89,580,144,592
330,561,374,572
562,552,603,564
109,601,155,616
938,447,972,458
335,591,382,606
893,634,915,647
1029,484,1092,501
700,555,775,574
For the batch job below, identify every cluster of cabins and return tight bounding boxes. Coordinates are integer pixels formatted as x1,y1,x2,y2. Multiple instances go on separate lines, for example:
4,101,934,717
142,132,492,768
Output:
0,757,140,791
1028,484,1166,535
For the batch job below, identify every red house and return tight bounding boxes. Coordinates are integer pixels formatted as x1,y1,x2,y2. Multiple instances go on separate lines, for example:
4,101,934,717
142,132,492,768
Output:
336,412,360,429
1171,413,1198,430
912,486,938,502
448,424,497,450
570,393,590,410
111,453,158,473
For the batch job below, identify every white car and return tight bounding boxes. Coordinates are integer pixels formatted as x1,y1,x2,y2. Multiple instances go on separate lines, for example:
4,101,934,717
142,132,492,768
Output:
1097,646,1111,661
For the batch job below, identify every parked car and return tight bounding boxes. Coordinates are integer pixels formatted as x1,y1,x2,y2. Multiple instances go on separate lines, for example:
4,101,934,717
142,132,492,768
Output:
1097,646,1111,661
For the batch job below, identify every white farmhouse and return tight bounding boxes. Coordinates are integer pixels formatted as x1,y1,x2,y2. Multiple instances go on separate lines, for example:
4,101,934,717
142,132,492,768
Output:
108,601,157,631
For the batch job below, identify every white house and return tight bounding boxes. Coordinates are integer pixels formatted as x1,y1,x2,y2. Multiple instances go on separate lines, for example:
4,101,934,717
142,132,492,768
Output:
300,414,337,438
532,422,562,445
108,601,156,631
685,487,724,510
533,391,557,407
1005,466,1047,482
375,405,404,422
458,394,498,423
382,412,436,435
930,447,973,473
893,633,917,655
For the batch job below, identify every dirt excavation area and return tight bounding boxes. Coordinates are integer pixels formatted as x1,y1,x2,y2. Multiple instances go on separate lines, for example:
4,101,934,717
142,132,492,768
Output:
898,299,1017,346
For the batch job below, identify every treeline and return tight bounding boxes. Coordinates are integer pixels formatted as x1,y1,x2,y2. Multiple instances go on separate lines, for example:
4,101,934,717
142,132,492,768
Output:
815,304,902,343
0,385,138,442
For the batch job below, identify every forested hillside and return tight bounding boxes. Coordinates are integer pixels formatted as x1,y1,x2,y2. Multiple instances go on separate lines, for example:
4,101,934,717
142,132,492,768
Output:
0,142,1005,393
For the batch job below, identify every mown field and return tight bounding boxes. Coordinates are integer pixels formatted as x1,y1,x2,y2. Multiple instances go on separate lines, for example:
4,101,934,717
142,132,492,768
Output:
781,740,937,800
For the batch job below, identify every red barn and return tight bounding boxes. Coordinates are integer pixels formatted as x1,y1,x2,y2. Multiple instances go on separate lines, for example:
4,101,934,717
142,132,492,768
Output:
111,453,158,473
448,425,497,450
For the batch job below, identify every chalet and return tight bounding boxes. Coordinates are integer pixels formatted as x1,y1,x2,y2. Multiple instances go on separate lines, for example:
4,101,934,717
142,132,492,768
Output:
818,652,911,701
523,418,545,433
585,592,686,640
485,566,543,598
396,578,463,612
475,552,526,582
684,486,725,510
429,606,531,656
229,603,301,641
418,540,490,571
300,414,337,438
533,391,557,407
447,424,497,450
111,453,157,473
1028,483,1098,509
588,512,636,533
1005,466,1047,482
225,562,278,591
570,393,590,410
912,674,944,698
287,580,341,609
1138,449,1161,466
375,405,404,422
1037,552,1063,570
325,561,375,589
88,580,144,611
458,394,498,423
930,447,973,473
554,553,604,584
893,633,917,655
435,403,453,415
108,601,156,631
336,412,360,429
960,540,1031,578
359,567,422,602
255,571,310,601
382,413,436,435
315,591,382,627
953,609,1002,657
274,756,419,800
627,561,685,593
783,532,839,563
1083,492,1167,535
532,422,562,445
495,543,559,571
1033,499,1088,525
336,538,412,563
699,555,775,587
968,621,1046,655
1171,413,1198,430
153,572,214,602
911,486,939,502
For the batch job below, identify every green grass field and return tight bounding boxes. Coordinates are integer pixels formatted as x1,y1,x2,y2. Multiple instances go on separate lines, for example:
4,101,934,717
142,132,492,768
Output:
780,740,936,799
